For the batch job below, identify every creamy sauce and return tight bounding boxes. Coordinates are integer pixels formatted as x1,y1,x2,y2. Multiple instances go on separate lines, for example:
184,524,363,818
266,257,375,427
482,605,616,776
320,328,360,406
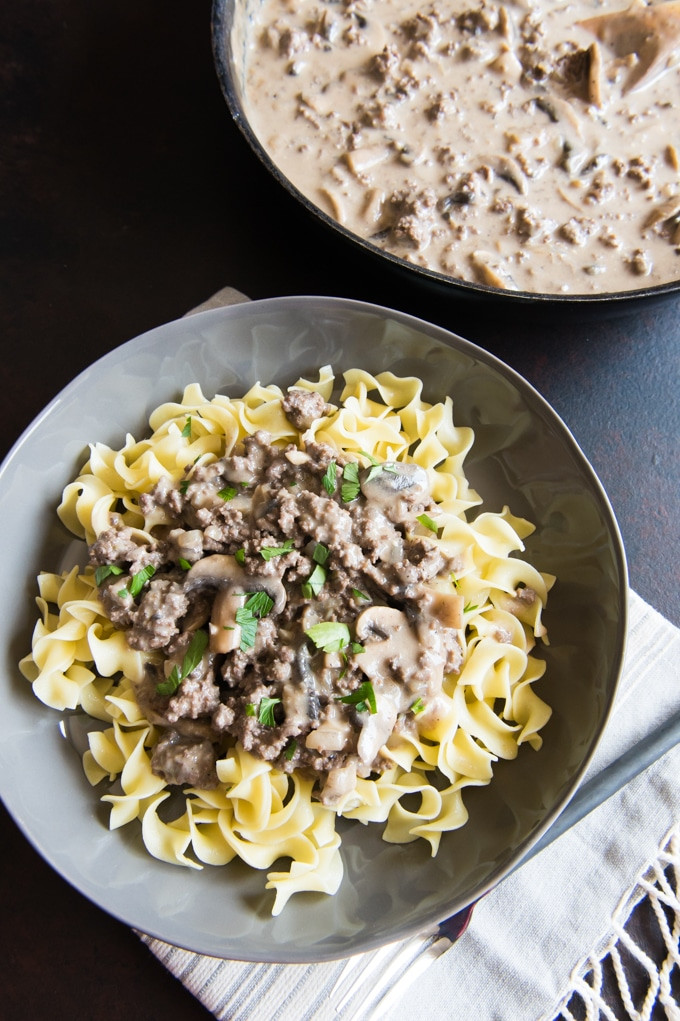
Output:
240,0,680,294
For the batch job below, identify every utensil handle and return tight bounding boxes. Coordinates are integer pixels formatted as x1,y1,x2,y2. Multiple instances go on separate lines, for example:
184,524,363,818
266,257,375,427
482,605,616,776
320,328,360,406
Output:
512,706,680,874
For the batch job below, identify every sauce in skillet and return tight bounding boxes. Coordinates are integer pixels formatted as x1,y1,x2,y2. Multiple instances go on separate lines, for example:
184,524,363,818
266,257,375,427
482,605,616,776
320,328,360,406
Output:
241,0,680,294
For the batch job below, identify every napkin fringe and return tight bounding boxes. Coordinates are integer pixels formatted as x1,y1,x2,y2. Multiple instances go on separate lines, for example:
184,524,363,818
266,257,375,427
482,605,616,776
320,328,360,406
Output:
548,822,680,1021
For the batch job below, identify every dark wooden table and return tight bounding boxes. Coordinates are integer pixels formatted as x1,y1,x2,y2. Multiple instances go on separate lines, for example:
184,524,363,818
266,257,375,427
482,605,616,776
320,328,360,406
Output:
1,3,678,1019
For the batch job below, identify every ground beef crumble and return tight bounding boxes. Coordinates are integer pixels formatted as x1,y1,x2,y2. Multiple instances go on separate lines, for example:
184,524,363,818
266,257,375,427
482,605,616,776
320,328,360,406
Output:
90,406,464,805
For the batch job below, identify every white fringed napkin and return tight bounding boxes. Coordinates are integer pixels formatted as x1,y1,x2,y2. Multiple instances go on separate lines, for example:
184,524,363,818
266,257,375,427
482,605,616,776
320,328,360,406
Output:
138,291,680,1021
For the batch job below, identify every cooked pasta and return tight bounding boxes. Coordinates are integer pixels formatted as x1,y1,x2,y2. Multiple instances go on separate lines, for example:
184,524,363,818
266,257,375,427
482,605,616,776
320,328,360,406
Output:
20,366,554,913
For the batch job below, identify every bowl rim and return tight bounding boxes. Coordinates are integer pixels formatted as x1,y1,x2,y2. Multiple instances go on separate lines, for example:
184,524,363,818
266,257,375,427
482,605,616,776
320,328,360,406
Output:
210,0,680,308
0,294,629,960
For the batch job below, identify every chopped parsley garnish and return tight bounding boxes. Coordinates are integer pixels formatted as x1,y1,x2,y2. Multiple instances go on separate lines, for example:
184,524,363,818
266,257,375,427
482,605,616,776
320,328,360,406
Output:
359,450,400,483
312,542,330,566
181,416,192,439
305,621,351,653
411,697,426,714
179,479,190,495
305,624,364,677
218,486,237,502
234,548,246,565
234,591,274,650
95,564,123,586
417,513,439,534
464,601,479,614
235,606,258,648
322,461,337,495
284,739,297,760
336,680,377,715
156,629,208,696
352,588,370,602
341,462,361,502
302,543,330,598
244,590,274,618
118,564,156,599
260,538,294,561
302,563,326,599
245,696,281,727
178,557,192,571
341,454,400,501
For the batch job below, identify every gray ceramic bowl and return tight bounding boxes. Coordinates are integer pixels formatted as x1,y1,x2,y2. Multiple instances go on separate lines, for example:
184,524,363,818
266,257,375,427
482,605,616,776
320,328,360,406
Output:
212,0,680,317
0,296,626,961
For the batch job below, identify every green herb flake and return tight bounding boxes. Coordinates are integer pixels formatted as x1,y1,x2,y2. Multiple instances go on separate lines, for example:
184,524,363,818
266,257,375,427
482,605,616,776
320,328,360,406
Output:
464,601,479,614
233,591,275,651
235,548,246,565
352,588,370,602
417,513,439,535
257,696,281,727
245,702,256,717
341,462,360,502
235,606,258,649
181,416,192,439
305,621,352,653
312,543,330,566
156,629,209,696
244,590,274,618
301,563,327,599
178,557,192,571
336,680,377,715
179,479,190,495
218,486,237,502
411,697,426,714
119,564,156,599
322,461,337,496
95,564,123,586
129,564,156,597
284,739,297,761
260,538,294,561
358,451,399,482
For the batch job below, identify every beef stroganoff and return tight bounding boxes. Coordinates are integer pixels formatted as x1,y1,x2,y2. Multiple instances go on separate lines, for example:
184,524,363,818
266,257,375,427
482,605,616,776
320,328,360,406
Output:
21,366,554,913
240,0,680,294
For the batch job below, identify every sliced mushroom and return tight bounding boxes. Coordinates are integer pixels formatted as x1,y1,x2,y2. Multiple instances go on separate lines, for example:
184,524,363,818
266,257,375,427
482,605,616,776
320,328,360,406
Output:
644,194,680,229
360,461,429,518
295,642,321,721
209,588,245,653
183,554,287,653
184,554,286,613
483,154,527,195
469,251,519,290
535,95,584,137
578,1,680,94
587,41,603,107
354,606,421,684
356,687,399,766
184,554,245,591
344,146,390,175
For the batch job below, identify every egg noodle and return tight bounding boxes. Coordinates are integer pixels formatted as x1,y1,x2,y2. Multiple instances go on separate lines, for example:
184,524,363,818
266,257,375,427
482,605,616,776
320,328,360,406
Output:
20,366,554,914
